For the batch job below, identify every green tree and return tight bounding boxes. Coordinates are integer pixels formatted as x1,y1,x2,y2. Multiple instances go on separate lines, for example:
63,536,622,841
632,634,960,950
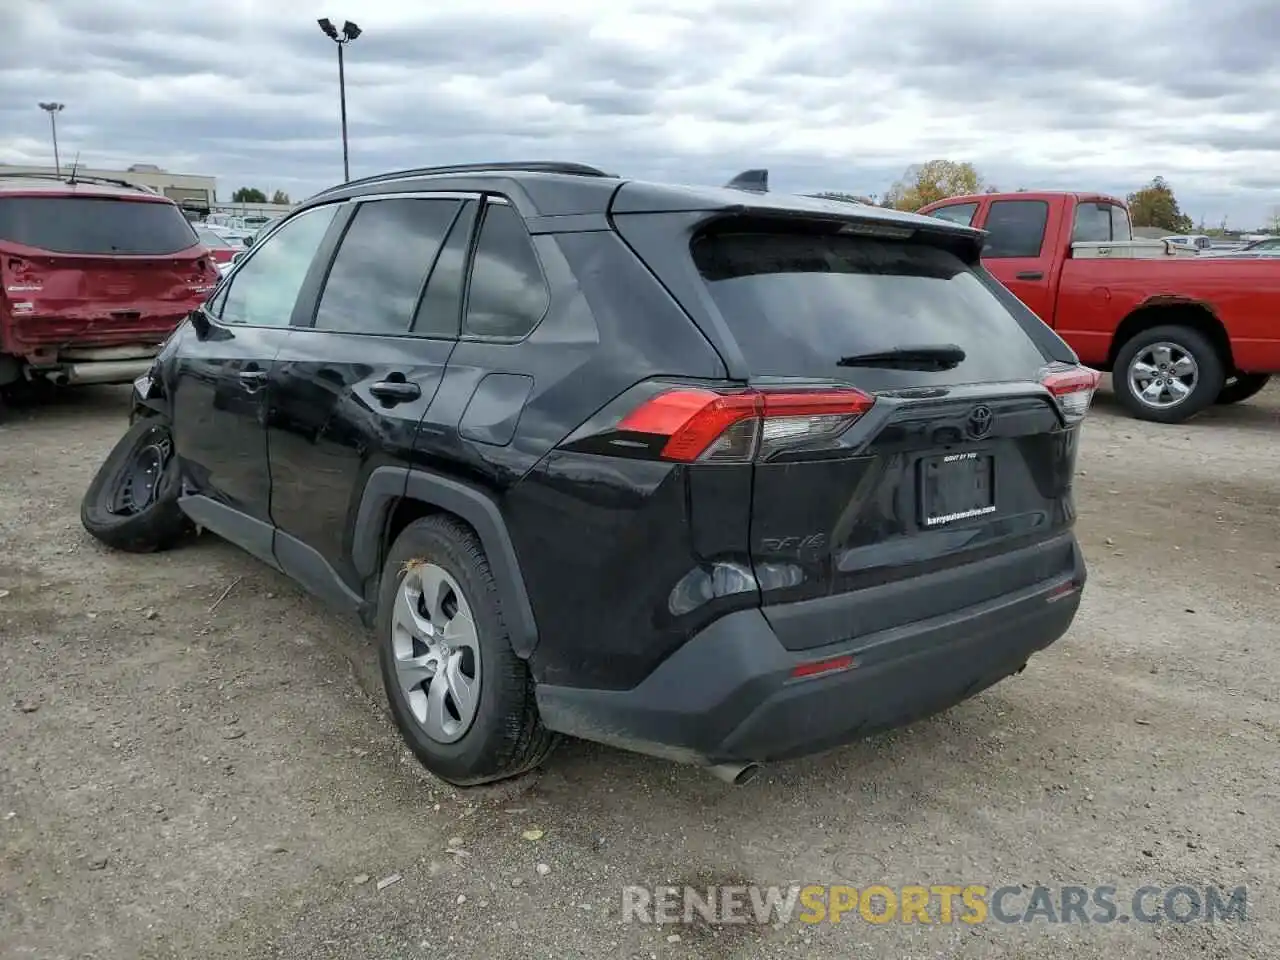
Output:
882,160,987,211
231,187,268,203
1126,177,1193,233
271,189,291,205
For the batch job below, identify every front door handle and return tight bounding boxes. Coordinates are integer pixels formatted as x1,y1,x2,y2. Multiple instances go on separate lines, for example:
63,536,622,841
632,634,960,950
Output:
369,380,422,404
1015,270,1045,280
238,369,267,391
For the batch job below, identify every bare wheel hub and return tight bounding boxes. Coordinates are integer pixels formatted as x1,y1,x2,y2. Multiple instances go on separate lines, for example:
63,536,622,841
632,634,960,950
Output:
110,434,171,516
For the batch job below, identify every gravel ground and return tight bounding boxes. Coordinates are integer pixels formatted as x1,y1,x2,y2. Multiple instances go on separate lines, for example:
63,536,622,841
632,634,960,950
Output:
1,382,1277,960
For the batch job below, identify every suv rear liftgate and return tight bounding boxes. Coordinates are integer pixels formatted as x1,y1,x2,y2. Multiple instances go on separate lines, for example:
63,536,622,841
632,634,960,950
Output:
534,186,1095,773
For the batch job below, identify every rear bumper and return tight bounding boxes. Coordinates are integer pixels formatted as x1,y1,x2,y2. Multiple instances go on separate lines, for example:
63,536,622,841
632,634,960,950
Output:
2,313,188,361
535,535,1086,766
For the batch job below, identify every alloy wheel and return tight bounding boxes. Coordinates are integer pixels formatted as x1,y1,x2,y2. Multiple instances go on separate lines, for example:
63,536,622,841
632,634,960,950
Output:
390,561,482,743
1127,341,1199,410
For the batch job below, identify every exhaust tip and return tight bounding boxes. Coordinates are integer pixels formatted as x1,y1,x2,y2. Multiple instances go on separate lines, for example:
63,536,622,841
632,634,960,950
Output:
708,762,761,786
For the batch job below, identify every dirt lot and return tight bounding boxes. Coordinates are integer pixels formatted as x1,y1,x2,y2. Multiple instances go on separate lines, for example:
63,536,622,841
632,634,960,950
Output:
1,383,1277,960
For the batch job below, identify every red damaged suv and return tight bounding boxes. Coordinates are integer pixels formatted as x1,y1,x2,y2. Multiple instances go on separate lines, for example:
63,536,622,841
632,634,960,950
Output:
0,174,220,401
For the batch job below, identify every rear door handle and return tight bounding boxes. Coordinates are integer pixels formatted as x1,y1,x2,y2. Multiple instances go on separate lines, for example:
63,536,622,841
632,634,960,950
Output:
369,380,422,404
1015,271,1044,280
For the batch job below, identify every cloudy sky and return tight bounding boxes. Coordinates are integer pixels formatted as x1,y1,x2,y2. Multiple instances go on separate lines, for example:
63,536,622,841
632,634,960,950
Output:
2,0,1277,227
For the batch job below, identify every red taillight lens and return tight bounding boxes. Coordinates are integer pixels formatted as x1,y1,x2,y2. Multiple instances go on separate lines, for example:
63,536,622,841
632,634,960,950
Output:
617,386,874,463
1041,365,1102,424
791,654,856,680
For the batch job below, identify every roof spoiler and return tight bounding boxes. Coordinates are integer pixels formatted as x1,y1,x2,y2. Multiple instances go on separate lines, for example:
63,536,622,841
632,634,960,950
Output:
724,169,768,193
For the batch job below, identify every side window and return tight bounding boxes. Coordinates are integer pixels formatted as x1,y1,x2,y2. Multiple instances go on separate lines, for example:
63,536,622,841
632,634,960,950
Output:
982,200,1048,258
930,203,978,227
313,197,461,335
219,206,337,327
206,284,228,317
1072,202,1113,243
1109,204,1132,241
463,202,550,340
413,201,478,338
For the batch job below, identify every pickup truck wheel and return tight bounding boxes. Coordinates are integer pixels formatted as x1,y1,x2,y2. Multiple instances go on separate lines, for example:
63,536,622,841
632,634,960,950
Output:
1113,326,1224,423
80,418,193,553
376,515,557,786
1215,373,1270,406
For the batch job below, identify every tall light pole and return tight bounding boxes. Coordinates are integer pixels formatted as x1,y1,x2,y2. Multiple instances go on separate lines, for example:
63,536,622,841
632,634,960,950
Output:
38,102,64,177
317,18,361,183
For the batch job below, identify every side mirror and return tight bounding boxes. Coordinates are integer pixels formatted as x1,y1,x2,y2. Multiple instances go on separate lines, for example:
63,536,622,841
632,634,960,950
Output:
231,251,246,264
189,306,211,339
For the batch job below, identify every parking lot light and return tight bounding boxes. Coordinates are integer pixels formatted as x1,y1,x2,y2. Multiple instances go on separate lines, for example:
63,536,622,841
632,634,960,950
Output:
317,18,362,183
37,102,64,178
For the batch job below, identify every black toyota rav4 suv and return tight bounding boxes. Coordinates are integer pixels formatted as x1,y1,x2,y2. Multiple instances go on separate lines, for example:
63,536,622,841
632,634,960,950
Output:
81,162,1097,786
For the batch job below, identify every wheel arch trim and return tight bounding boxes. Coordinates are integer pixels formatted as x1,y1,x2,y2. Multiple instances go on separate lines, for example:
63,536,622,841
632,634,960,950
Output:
352,465,539,658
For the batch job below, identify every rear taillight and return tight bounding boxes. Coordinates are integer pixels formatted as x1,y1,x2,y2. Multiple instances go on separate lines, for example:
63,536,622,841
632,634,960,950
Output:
1041,365,1102,424
616,386,874,463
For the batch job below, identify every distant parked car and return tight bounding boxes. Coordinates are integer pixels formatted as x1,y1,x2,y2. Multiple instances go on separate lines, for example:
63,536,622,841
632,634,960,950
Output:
1162,234,1213,253
0,173,221,399
193,225,238,268
1201,237,1280,259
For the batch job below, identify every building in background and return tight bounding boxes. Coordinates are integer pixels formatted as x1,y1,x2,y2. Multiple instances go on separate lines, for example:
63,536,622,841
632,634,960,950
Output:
0,161,216,215
0,162,298,221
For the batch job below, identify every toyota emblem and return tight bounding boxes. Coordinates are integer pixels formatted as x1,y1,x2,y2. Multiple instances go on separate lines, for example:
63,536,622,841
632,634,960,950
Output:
967,405,994,439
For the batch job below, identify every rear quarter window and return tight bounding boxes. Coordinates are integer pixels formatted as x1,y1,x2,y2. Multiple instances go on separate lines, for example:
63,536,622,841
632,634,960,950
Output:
691,228,1051,389
0,196,198,255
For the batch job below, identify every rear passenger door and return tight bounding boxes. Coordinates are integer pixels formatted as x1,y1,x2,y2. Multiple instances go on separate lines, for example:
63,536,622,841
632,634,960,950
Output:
266,194,478,601
975,199,1056,324
407,197,552,484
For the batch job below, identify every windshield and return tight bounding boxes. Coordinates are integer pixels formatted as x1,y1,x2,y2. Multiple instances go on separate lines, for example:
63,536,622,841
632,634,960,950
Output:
691,229,1049,388
0,196,199,255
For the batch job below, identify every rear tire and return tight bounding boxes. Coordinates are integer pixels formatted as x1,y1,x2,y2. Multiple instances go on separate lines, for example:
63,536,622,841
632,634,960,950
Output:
1215,373,1270,406
80,418,192,553
1112,325,1224,424
376,515,557,786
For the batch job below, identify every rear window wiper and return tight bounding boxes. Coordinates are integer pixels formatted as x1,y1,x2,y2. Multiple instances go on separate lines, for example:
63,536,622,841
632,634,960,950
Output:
837,344,966,371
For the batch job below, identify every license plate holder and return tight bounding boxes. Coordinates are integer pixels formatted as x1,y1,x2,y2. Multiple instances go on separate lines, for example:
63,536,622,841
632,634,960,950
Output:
919,452,995,528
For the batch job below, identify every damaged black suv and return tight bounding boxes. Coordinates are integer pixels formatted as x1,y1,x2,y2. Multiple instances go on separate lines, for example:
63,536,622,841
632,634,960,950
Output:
81,162,1097,786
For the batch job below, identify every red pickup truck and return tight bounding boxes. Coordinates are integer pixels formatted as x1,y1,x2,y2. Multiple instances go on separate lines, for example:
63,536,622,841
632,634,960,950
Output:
917,191,1280,423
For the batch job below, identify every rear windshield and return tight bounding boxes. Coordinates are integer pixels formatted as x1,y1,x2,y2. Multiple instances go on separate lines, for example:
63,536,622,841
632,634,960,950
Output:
691,230,1050,388
0,196,198,255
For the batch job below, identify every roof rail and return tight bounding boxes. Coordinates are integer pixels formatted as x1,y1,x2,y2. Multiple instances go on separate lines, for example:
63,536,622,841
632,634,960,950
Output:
725,169,769,193
0,171,158,193
310,161,615,199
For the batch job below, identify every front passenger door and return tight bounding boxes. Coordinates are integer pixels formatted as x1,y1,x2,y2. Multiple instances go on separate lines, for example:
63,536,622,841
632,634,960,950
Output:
170,204,339,564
